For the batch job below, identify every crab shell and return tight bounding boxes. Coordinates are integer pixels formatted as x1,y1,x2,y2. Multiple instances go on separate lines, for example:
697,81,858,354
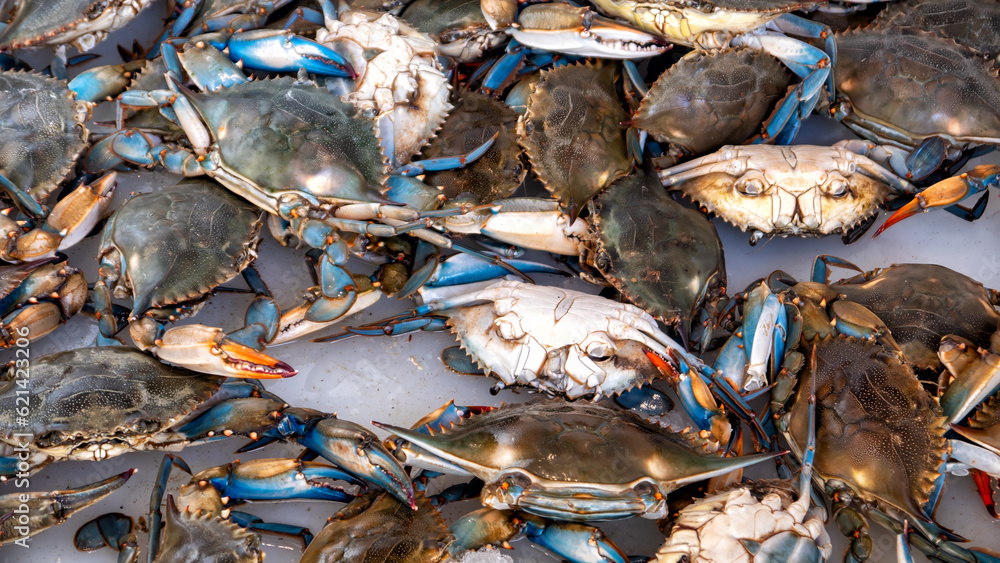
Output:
98,180,263,317
175,76,390,210
420,90,526,205
0,347,225,469
300,490,448,562
632,47,791,161
583,169,726,334
828,263,1000,371
873,0,1000,58
317,10,452,166
655,481,831,563
834,26,1000,151
443,281,678,399
660,145,896,237
381,400,776,521
0,70,91,202
784,336,949,524
517,60,631,221
400,0,507,62
0,0,153,52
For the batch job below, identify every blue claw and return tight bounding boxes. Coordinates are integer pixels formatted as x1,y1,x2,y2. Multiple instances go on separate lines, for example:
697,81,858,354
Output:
174,397,288,441
521,516,630,563
613,384,673,417
229,512,314,547
429,253,564,287
195,458,358,503
252,409,416,509
225,29,357,78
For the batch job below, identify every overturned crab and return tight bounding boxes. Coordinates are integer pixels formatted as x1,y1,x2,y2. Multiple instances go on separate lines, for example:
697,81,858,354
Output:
317,5,452,166
658,143,923,243
328,279,717,401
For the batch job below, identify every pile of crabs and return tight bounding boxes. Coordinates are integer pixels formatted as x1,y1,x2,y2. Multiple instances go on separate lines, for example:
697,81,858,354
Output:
2,0,1000,560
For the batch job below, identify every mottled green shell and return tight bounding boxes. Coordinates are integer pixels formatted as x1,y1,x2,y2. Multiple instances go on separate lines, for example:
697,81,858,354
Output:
587,169,726,329
0,347,222,448
785,336,947,520
402,0,488,38
633,48,790,156
0,71,89,201
100,180,262,314
874,0,1000,58
835,27,1000,144
421,90,525,204
397,400,731,487
697,0,810,11
829,264,1000,371
0,0,112,48
183,77,388,203
300,491,447,563
518,61,630,220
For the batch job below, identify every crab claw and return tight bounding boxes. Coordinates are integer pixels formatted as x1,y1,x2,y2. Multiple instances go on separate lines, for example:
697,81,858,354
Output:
181,459,358,507
244,409,416,509
510,4,669,59
132,321,297,378
874,165,1000,237
0,469,135,544
224,29,357,78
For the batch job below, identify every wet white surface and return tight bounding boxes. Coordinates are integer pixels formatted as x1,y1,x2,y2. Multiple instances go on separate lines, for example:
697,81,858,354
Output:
4,3,1000,562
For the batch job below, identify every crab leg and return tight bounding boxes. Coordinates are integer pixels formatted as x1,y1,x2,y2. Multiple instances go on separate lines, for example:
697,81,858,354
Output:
509,4,669,59
0,469,135,545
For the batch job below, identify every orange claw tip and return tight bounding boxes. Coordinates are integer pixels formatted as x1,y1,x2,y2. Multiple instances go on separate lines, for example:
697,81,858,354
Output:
644,349,677,377
872,201,922,238
219,340,298,378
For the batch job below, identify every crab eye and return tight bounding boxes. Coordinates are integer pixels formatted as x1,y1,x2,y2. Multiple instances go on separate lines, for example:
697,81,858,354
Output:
825,178,850,198
86,0,109,19
737,177,766,197
587,344,613,362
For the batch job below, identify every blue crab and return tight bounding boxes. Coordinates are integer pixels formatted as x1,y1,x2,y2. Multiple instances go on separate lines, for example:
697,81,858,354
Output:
728,277,1000,562
377,399,778,522
85,42,505,350
0,469,134,547
584,0,838,143
627,47,792,166
315,4,453,166
0,0,154,54
0,70,118,262
400,0,507,62
0,346,415,509
91,178,297,379
327,279,716,404
657,143,925,243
